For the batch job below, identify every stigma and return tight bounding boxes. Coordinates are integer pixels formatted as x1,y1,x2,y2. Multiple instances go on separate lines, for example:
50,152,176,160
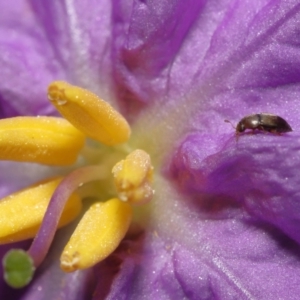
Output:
0,81,154,288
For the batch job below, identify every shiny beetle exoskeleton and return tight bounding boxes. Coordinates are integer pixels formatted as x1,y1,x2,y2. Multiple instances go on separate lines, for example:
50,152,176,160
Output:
225,113,292,136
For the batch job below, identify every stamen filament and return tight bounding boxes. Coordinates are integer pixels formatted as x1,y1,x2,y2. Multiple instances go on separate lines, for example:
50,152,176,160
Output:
27,166,105,268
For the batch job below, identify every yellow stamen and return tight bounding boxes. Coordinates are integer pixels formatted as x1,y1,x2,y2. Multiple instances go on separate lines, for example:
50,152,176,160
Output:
48,81,131,145
60,198,132,272
0,178,82,244
0,117,85,165
112,149,154,205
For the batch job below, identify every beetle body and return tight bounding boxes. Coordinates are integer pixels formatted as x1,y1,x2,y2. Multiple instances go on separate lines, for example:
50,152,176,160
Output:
225,113,292,135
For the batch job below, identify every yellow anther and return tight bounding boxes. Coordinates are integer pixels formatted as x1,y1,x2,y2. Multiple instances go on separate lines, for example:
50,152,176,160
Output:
112,149,154,205
60,198,131,272
48,81,131,145
0,178,82,244
0,117,85,165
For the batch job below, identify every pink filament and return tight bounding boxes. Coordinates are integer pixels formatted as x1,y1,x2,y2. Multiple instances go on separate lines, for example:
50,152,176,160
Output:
27,165,105,268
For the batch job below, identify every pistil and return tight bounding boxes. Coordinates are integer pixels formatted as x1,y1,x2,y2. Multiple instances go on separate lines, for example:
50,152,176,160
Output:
27,165,105,268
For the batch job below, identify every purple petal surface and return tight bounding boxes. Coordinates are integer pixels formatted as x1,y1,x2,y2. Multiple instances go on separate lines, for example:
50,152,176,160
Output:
30,0,115,101
95,222,300,299
111,0,207,109
0,1,65,117
0,0,114,118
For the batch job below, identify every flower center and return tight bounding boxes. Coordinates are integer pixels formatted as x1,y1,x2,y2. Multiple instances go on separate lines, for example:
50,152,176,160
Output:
0,82,154,288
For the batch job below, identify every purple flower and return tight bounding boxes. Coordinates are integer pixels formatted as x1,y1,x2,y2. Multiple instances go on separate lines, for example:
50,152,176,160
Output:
1,0,300,299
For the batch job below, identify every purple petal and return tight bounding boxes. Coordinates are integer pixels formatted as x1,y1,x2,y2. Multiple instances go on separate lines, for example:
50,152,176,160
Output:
111,0,207,108
111,0,300,124
170,132,300,243
0,161,74,198
95,222,300,299
29,0,115,103
0,0,114,118
0,1,65,117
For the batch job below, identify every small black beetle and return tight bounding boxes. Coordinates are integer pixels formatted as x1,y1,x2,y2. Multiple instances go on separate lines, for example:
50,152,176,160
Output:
225,113,292,135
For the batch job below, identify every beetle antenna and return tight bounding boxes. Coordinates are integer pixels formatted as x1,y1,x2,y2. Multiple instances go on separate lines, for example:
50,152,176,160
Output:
224,119,236,130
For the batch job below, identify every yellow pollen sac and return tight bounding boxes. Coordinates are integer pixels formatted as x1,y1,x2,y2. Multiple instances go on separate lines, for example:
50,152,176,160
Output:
60,198,132,272
47,81,131,145
0,178,82,244
112,149,154,205
0,117,85,165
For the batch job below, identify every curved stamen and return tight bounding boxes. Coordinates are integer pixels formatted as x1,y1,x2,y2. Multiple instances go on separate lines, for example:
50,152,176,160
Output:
28,165,105,268
48,81,131,145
